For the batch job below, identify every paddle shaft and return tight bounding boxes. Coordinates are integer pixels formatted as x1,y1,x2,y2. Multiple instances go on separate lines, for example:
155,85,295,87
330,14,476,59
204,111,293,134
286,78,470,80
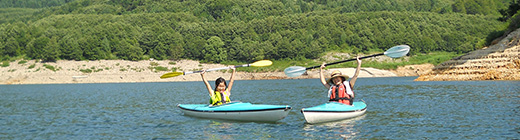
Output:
305,53,383,70
185,64,250,75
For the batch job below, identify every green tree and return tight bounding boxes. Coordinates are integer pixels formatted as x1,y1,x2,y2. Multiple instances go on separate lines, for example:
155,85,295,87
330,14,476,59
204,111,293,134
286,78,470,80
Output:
0,40,4,58
27,35,50,59
184,35,206,60
276,36,296,59
267,33,283,59
499,0,520,21
167,32,185,60
452,0,467,14
203,36,227,63
259,41,275,60
305,40,324,59
290,38,305,59
139,28,159,55
236,40,265,62
206,0,233,20
465,1,482,14
116,39,143,61
151,32,172,60
167,43,184,60
59,35,83,60
228,36,244,60
79,36,101,60
4,37,20,56
0,0,509,62
42,37,60,62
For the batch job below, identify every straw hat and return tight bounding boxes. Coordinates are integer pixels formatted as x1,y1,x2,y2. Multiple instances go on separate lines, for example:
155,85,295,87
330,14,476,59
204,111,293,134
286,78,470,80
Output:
327,70,349,84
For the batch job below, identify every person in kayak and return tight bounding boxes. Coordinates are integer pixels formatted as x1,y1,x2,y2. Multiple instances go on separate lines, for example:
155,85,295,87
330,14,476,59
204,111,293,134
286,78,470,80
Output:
320,56,362,105
200,66,236,106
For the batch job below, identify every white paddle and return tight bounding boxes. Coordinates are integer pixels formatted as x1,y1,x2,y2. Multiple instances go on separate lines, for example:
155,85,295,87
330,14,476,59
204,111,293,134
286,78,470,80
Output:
284,45,410,77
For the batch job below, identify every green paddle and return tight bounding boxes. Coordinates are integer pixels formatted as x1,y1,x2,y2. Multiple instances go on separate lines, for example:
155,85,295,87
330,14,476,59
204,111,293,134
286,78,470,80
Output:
160,60,273,79
284,45,410,77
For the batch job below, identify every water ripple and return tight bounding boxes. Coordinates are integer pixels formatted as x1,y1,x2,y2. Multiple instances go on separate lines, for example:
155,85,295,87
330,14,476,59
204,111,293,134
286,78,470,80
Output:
0,78,518,139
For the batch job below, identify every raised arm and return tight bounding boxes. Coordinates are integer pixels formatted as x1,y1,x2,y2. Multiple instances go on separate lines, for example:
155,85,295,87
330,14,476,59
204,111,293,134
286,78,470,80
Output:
320,63,331,89
200,70,214,96
227,66,236,92
349,56,362,89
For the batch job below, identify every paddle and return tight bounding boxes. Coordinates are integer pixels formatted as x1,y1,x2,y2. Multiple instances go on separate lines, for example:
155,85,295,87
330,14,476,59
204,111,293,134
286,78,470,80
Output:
160,60,273,79
284,45,410,77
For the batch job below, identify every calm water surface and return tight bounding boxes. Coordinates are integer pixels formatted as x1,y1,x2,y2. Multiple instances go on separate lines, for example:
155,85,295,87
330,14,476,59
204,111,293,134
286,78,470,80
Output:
1,77,519,139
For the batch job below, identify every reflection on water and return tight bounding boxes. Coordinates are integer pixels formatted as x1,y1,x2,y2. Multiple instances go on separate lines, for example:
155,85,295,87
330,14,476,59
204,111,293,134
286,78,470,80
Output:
303,115,366,139
0,78,519,139
204,121,234,139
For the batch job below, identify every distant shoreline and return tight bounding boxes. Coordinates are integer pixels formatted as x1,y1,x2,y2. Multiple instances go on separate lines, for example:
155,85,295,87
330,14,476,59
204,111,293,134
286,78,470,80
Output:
0,59,408,85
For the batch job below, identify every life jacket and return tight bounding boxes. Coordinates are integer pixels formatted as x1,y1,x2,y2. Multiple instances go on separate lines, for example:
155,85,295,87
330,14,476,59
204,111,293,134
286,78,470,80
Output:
210,90,230,105
328,81,354,105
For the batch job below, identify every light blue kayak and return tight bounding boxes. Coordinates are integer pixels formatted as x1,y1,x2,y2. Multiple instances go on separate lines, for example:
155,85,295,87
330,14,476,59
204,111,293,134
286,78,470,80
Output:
178,101,292,122
301,101,367,124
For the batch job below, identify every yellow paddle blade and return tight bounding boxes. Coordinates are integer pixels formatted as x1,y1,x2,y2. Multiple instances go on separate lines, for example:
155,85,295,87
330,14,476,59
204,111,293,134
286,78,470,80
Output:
160,72,184,79
250,60,272,67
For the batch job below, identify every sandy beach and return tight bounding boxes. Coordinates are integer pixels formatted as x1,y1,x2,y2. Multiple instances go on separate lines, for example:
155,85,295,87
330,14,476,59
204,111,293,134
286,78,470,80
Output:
0,59,401,85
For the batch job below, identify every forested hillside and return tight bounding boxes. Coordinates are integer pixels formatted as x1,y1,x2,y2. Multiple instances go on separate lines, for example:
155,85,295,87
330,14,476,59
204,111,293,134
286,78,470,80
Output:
0,0,514,62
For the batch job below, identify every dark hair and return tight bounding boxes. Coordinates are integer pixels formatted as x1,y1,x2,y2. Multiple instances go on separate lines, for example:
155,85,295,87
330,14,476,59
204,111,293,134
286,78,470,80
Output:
214,77,227,91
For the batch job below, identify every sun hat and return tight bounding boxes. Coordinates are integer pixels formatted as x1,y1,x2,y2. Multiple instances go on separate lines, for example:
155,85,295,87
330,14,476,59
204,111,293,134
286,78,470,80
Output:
327,70,349,84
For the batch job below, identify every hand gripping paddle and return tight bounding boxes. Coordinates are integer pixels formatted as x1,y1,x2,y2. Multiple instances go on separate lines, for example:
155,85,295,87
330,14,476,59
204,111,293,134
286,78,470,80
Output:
284,45,410,77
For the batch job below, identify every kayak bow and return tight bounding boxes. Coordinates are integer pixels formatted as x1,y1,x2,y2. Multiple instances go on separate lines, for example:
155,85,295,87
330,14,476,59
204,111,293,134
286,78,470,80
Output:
301,101,367,124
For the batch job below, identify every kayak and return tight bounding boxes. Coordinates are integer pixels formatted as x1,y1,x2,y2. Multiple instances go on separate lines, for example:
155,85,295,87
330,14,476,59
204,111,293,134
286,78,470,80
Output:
178,101,292,122
301,101,367,124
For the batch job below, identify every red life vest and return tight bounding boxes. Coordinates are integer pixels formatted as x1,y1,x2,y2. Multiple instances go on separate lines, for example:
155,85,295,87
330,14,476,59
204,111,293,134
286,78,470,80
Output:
329,83,354,105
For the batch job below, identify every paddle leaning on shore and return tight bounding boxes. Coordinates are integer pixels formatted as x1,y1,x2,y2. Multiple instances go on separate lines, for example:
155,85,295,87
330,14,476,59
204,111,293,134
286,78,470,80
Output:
285,45,410,124
161,60,293,122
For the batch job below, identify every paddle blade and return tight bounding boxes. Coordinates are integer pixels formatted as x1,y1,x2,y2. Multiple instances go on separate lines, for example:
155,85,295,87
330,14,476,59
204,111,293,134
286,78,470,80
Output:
160,72,184,79
384,45,410,58
284,66,307,77
250,60,273,67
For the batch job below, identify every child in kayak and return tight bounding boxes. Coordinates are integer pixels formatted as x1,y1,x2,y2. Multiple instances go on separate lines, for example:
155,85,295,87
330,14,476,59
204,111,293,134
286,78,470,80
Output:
200,66,236,106
320,56,362,105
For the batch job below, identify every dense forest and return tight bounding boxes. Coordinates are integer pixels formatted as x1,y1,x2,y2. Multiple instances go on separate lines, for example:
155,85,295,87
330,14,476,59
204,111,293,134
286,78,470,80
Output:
0,0,518,62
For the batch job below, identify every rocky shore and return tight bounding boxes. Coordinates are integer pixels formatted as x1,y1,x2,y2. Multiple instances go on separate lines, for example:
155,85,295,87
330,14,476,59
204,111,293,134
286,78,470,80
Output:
0,59,402,85
415,28,520,81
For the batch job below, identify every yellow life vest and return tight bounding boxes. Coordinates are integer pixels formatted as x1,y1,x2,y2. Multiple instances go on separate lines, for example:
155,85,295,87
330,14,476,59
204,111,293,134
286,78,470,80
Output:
210,90,230,105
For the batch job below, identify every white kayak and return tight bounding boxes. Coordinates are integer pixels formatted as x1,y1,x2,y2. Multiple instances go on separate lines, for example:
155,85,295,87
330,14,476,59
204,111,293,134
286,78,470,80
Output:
178,101,292,122
301,101,367,124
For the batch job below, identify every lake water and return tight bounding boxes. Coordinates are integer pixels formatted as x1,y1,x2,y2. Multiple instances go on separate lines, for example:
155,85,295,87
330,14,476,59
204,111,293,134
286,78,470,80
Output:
1,77,519,139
